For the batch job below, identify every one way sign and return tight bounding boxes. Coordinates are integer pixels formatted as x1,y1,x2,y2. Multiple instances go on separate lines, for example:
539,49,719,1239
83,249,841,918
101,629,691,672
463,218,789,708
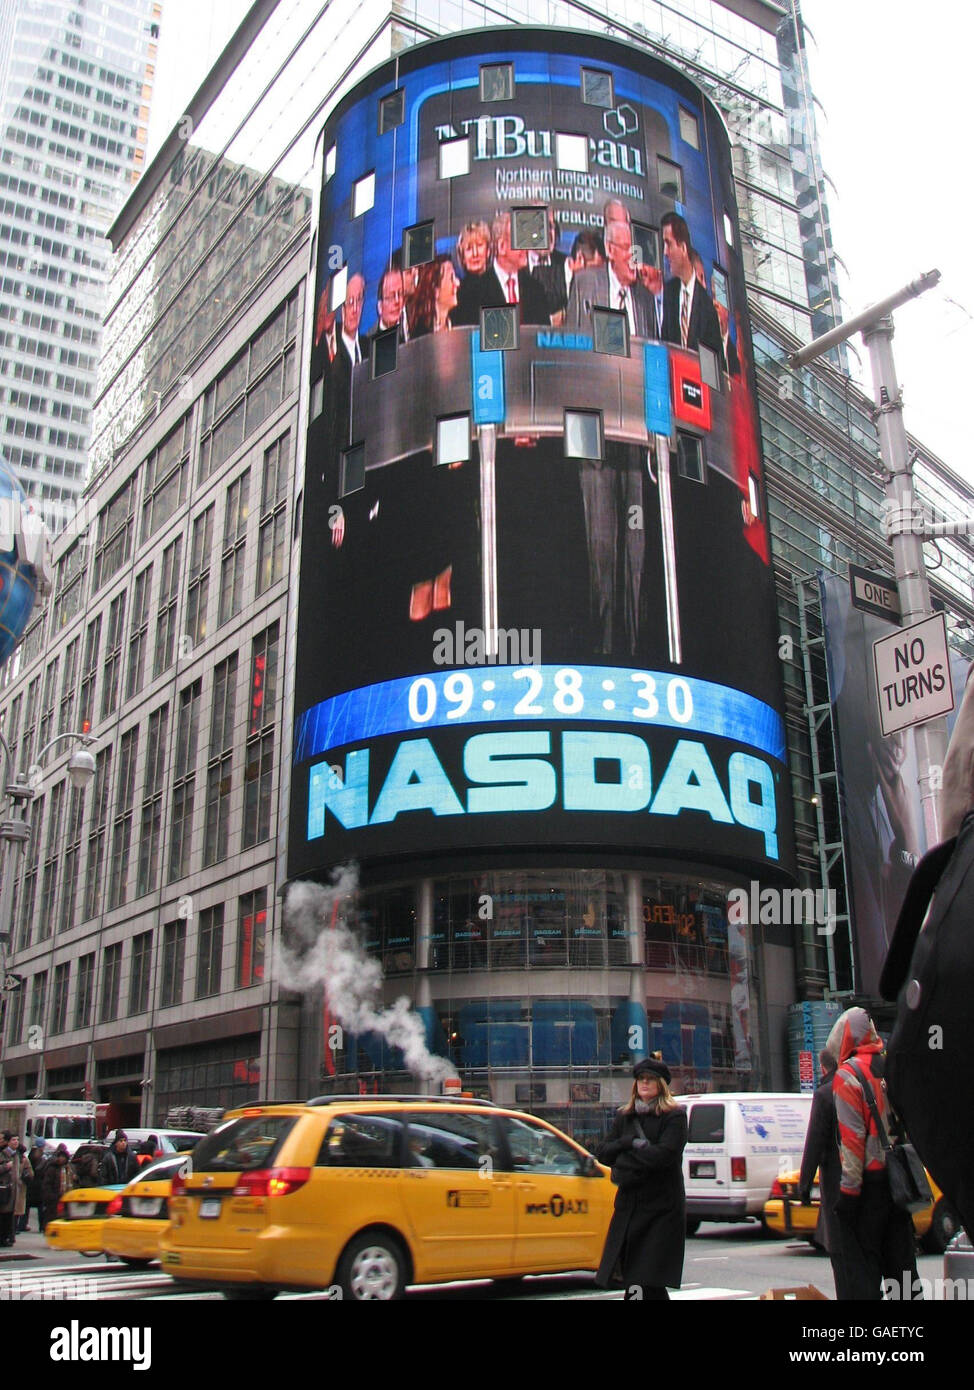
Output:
872,612,954,737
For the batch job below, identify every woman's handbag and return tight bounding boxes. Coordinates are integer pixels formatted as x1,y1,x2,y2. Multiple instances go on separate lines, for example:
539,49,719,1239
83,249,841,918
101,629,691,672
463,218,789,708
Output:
845,1061,932,1214
880,813,974,1237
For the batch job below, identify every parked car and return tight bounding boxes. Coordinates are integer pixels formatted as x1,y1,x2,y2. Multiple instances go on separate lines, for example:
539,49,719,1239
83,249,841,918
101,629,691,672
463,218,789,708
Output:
763,1166,959,1252
102,1155,186,1267
161,1096,614,1300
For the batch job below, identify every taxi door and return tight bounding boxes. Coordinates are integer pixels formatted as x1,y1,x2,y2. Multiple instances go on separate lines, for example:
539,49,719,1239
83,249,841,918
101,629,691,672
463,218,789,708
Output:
499,1114,610,1272
396,1110,516,1280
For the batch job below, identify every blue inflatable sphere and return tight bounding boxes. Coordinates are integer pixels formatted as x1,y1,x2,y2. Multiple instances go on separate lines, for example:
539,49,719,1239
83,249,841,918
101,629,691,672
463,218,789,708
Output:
0,456,43,668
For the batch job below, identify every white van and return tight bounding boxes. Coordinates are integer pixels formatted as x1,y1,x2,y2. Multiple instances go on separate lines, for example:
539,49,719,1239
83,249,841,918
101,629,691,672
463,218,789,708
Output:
675,1092,814,1232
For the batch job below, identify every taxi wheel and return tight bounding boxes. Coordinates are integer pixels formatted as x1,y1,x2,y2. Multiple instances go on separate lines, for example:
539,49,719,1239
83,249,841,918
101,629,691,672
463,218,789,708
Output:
337,1230,407,1301
922,1198,960,1254
119,1257,152,1268
222,1288,278,1301
79,1250,103,1259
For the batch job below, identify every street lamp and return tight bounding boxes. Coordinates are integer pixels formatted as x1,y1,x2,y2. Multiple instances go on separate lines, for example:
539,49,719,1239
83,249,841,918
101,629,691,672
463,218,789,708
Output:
0,729,98,995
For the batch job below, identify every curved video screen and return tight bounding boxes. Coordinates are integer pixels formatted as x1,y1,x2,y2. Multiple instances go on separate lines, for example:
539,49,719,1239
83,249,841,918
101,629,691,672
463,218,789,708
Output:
290,28,794,880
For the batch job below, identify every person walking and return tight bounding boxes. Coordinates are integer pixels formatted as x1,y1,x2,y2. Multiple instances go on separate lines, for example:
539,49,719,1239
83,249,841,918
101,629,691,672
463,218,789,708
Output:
23,1138,47,1233
827,1006,920,1300
7,1135,31,1245
798,1050,841,1272
0,1132,16,1246
40,1144,75,1232
99,1132,139,1185
594,1055,688,1300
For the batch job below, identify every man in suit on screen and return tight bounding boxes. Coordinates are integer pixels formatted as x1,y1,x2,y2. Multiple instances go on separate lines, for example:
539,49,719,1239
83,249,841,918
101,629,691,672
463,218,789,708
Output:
661,212,722,357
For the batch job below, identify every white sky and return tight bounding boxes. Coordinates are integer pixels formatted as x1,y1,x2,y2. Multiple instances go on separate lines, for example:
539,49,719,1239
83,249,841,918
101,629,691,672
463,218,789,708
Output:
147,1,974,487
801,0,973,486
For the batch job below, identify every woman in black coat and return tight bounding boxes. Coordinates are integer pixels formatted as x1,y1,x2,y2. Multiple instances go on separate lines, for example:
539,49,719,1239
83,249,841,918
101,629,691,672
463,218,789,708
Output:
595,1055,688,1300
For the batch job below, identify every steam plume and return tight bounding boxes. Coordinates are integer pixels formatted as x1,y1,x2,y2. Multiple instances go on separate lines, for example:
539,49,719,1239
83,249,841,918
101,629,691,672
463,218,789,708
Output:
279,867,458,1085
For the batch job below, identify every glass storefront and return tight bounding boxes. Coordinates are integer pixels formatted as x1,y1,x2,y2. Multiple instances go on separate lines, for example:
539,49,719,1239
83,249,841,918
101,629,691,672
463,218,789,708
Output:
309,867,763,1128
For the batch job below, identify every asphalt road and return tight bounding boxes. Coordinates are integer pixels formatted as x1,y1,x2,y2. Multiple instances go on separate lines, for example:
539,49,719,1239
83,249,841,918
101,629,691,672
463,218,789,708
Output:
0,1220,950,1301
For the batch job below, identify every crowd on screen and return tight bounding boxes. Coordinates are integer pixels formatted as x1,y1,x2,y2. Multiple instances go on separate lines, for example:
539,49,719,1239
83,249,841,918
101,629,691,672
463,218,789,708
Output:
314,198,742,377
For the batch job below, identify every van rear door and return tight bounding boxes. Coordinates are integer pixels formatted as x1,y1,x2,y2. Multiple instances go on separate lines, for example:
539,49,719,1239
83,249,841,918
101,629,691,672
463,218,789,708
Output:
685,1102,731,1194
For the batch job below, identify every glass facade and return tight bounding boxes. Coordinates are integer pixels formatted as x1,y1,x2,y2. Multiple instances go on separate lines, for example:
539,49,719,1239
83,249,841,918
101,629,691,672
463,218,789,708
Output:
0,0,158,518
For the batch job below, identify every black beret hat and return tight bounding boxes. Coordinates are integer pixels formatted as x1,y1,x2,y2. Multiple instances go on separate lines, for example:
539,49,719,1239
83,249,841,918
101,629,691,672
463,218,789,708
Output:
633,1055,672,1084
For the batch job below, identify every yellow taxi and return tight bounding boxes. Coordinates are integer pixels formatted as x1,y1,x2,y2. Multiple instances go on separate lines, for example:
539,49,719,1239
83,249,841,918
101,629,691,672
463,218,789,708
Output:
161,1096,615,1299
763,1168,958,1252
45,1181,124,1258
101,1155,187,1267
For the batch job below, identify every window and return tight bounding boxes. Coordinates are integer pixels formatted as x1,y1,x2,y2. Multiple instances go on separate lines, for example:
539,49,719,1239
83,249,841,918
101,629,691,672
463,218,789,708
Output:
219,471,249,626
592,308,629,357
378,89,404,134
436,416,470,467
480,305,519,352
687,1104,725,1143
93,475,135,592
38,655,58,750
510,206,547,251
29,970,47,1034
137,703,168,896
403,222,434,269
352,171,374,218
723,212,734,249
237,888,267,988
480,62,514,102
499,1116,587,1175
100,941,122,1023
19,675,38,768
51,962,70,1034
58,636,79,735
128,931,152,1015
657,156,683,201
83,748,111,919
555,132,588,173
564,410,603,460
340,445,364,497
678,106,700,149
17,795,43,950
101,591,126,718
243,626,276,848
256,434,288,596
170,679,201,882
107,727,138,910
58,784,84,933
371,328,397,378
52,539,85,632
204,655,237,867
125,566,151,700
196,904,224,998
37,779,64,940
438,136,469,180
186,506,213,644
320,1115,404,1168
7,982,26,1048
676,432,705,483
581,68,613,108
153,536,182,677
403,1111,500,1170
324,144,336,181
141,415,189,542
160,921,186,1009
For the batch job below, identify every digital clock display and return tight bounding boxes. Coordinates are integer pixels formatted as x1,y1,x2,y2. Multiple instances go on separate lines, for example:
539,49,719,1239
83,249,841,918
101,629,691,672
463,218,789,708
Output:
295,665,785,764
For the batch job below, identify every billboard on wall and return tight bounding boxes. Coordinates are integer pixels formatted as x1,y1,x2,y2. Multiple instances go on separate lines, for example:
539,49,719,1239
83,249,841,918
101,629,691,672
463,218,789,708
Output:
289,29,794,880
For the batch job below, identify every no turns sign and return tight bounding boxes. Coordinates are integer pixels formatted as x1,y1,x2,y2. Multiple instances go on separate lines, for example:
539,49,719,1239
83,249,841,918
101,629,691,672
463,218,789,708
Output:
872,612,954,737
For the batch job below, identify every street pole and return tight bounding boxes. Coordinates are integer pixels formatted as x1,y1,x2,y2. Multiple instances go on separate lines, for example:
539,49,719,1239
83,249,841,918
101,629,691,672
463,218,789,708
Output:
861,315,948,847
789,272,948,848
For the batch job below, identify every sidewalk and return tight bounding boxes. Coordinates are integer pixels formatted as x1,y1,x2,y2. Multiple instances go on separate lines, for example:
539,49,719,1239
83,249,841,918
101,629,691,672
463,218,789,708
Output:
0,1228,50,1264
